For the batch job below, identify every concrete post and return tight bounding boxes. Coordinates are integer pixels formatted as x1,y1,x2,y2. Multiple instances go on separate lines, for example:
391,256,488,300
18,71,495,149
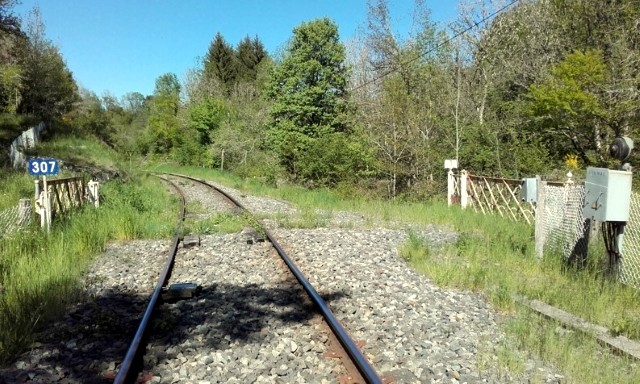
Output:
460,170,469,209
88,180,100,208
447,169,454,206
34,179,40,200
534,176,546,260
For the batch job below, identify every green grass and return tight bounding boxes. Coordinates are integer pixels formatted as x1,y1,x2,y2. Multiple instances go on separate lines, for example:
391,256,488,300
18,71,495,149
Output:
180,194,246,235
153,164,640,383
0,114,39,142
396,208,640,382
0,170,33,211
0,174,177,363
30,135,121,174
151,164,400,229
186,212,246,235
4,155,633,380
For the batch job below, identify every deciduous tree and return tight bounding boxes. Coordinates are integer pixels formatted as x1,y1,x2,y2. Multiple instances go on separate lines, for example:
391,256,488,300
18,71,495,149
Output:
526,50,608,164
143,73,181,154
17,7,78,122
267,18,363,185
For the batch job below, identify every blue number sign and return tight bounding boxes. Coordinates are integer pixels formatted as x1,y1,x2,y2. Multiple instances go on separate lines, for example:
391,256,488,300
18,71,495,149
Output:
28,158,60,176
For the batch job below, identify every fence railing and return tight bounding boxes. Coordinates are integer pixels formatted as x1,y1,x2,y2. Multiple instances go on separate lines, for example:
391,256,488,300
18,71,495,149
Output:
448,170,536,224
0,176,100,237
34,176,99,231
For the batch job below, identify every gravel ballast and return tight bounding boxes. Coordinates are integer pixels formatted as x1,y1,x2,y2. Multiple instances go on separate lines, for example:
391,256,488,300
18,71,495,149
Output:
0,176,564,383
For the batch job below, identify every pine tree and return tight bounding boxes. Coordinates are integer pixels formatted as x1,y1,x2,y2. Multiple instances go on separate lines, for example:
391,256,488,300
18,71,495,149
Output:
236,35,266,83
203,33,238,93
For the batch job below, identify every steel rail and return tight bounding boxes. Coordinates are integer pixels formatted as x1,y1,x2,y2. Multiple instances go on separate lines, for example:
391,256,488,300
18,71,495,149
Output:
167,173,382,384
114,176,186,384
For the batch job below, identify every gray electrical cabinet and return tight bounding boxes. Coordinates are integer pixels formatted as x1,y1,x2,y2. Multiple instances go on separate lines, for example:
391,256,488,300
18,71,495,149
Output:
520,178,537,204
583,167,632,222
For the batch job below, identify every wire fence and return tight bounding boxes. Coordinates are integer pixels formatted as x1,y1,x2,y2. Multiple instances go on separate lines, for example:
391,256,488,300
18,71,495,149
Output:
539,183,640,288
452,171,640,289
619,192,640,289
538,183,590,265
0,200,32,239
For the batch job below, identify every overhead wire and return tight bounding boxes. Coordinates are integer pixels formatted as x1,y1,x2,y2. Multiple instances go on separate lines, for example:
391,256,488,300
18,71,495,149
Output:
349,0,521,93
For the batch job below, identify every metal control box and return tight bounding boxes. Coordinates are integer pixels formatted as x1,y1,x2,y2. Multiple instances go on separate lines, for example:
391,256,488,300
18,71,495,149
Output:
583,167,632,222
520,178,537,204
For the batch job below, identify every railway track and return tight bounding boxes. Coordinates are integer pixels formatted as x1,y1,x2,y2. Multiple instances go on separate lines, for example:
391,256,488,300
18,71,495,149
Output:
115,173,382,383
0,172,565,383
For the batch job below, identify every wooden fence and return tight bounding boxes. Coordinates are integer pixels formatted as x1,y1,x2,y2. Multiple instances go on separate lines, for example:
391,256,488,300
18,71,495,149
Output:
448,170,537,225
34,176,99,230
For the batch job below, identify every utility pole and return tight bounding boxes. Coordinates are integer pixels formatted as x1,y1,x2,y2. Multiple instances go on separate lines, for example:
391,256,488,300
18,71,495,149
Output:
455,47,461,164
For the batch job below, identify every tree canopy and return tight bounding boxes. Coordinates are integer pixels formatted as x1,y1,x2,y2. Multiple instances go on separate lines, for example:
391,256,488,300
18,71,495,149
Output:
266,17,368,186
6,0,638,201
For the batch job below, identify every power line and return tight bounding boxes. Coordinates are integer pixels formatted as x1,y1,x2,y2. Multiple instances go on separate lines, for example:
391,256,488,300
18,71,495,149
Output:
349,0,520,93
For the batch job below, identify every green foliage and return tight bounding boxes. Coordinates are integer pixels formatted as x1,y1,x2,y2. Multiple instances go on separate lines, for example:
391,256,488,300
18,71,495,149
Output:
231,149,283,185
295,132,374,187
0,175,177,363
66,90,113,143
358,1,458,198
0,64,21,113
171,128,205,166
236,35,267,83
17,8,78,122
526,50,607,165
267,18,359,186
145,73,181,155
267,18,349,133
33,134,120,171
399,231,431,262
0,168,32,211
0,113,37,142
190,212,245,235
188,97,227,146
204,33,238,94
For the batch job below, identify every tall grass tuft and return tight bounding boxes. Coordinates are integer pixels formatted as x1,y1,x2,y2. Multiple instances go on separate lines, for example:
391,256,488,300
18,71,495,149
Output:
0,170,33,211
399,231,431,262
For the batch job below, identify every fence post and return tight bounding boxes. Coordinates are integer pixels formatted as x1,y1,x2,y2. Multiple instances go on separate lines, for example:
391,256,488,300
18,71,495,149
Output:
88,180,100,208
565,171,574,185
460,170,469,209
34,179,40,200
35,189,50,231
447,169,454,206
35,192,44,230
535,176,546,260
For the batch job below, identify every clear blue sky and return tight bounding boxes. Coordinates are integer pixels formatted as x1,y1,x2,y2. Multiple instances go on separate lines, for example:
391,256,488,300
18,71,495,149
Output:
14,1,460,99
